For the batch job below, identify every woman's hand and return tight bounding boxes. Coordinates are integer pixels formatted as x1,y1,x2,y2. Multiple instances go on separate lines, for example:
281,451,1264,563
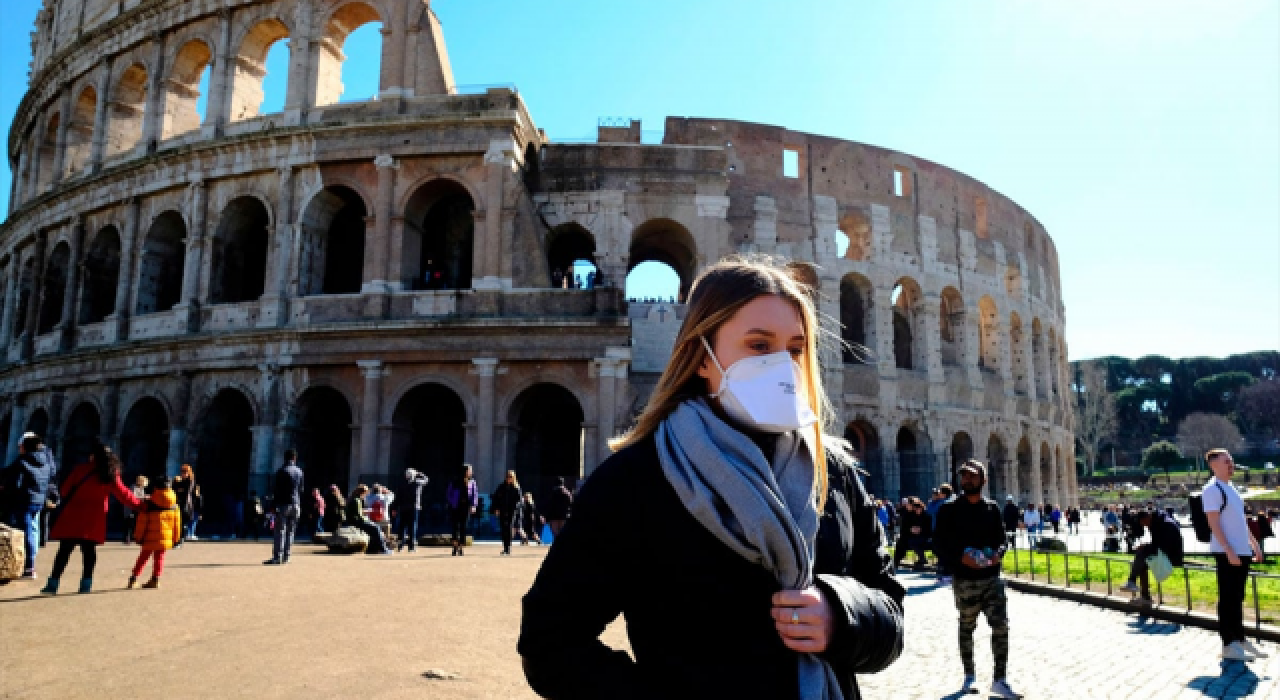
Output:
771,587,835,654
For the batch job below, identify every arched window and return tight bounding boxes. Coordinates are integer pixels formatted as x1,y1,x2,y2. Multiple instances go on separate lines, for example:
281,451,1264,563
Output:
626,261,680,302
839,273,873,364
37,242,71,334
629,219,696,302
987,434,1008,500
546,224,598,289
298,186,367,296
230,19,291,122
403,180,473,291
12,258,36,336
210,197,270,304
890,278,926,370
939,287,965,367
63,86,97,177
840,209,872,261
1016,436,1034,504
162,40,213,140
35,113,59,192
316,3,383,106
106,64,148,159
136,212,186,314
79,226,121,324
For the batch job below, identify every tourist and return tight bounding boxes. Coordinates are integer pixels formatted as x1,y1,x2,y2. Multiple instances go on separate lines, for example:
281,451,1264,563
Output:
519,492,543,545
127,476,181,590
1121,505,1144,554
934,460,1019,699
1068,506,1081,535
491,470,523,556
397,468,428,552
322,485,346,533
189,484,204,540
1002,495,1021,548
264,449,304,566
445,465,478,556
243,491,263,541
41,444,141,595
519,257,904,698
309,488,325,538
1049,504,1062,535
1022,503,1041,548
345,485,392,555
172,464,196,545
927,485,953,582
123,475,148,545
1202,449,1268,661
894,497,931,570
2,432,56,580
543,476,572,537
1118,508,1184,605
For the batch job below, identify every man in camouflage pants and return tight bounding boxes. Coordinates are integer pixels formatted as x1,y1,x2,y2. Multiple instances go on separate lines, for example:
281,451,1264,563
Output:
935,460,1021,699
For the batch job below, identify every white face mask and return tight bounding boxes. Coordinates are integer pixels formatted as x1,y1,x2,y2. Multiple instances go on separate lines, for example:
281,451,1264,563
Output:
700,336,818,434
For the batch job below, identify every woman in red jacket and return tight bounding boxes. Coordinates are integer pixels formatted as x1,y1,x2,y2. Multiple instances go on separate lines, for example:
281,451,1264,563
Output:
41,444,141,595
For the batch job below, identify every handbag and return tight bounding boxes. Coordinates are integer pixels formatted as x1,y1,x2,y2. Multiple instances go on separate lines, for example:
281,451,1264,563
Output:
1146,550,1174,584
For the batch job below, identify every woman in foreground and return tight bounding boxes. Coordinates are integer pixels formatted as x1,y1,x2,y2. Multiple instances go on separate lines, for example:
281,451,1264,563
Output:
519,257,904,699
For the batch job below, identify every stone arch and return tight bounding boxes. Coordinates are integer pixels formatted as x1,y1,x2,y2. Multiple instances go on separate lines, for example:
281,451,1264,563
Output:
987,433,1010,502
287,386,353,494
896,422,933,499
950,431,974,486
890,277,926,370
106,62,148,159
939,286,966,368
978,296,1000,371
79,225,121,324
403,178,474,291
193,388,256,534
119,396,170,481
1016,435,1034,504
35,112,60,191
1010,312,1029,395
1040,440,1054,504
1032,318,1048,398
136,211,187,314
63,85,97,177
37,241,72,334
389,382,467,516
63,401,101,467
839,209,872,261
229,17,292,122
839,272,874,364
546,223,597,288
297,185,367,295
210,195,271,304
844,419,882,495
508,382,586,501
315,2,383,106
629,218,697,302
162,39,213,140
382,373,475,426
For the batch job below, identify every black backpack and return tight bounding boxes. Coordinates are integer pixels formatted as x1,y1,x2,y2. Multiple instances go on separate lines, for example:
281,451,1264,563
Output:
1189,482,1227,543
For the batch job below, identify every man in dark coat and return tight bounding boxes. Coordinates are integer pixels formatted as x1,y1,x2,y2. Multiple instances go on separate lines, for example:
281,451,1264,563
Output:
1001,494,1021,548
2,433,56,579
264,449,303,565
1118,508,1185,604
396,468,428,552
543,477,573,538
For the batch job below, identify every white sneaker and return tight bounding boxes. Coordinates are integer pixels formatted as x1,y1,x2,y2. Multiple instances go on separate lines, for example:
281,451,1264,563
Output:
1118,581,1139,594
1239,639,1270,659
960,675,977,693
1222,642,1255,661
990,679,1021,699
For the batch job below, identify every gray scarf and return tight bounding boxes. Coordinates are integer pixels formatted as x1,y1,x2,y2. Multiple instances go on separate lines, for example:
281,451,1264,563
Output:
655,398,843,700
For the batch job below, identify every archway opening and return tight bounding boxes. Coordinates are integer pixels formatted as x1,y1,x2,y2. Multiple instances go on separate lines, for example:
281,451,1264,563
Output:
136,211,187,314
230,19,292,122
840,273,872,364
629,219,696,302
38,242,71,335
390,383,466,529
546,224,597,288
950,432,974,489
1040,441,1053,505
63,402,101,468
79,226,122,324
897,426,931,499
940,287,965,367
291,387,353,496
162,40,213,140
195,390,255,535
298,186,367,296
510,383,584,503
120,397,169,483
987,435,1008,502
13,259,36,338
64,86,97,177
36,113,59,192
626,261,680,302
404,179,473,291
316,3,383,106
210,196,270,304
844,419,882,495
839,209,871,261
106,63,148,159
1016,437,1034,505
891,278,925,370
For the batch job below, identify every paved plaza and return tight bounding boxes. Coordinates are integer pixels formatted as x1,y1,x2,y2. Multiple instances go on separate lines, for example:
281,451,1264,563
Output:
0,542,1276,699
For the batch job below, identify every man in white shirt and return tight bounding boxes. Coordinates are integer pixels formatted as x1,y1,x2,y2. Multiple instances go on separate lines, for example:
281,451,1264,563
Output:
1202,449,1268,662
1022,504,1041,548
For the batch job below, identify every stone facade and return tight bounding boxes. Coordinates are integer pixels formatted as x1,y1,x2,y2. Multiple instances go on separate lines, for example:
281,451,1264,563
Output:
1,0,1075,530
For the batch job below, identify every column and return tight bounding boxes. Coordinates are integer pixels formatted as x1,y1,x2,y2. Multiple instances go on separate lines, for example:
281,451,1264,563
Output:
140,32,166,151
472,358,498,487
51,88,73,185
57,218,85,351
477,138,516,290
88,57,113,171
111,197,140,339
260,166,294,327
363,155,396,296
164,373,193,475
204,9,234,136
5,399,26,464
0,258,19,349
357,360,389,481
177,179,206,328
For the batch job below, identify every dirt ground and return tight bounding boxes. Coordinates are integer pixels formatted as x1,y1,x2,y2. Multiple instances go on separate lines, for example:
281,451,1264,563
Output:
0,540,627,699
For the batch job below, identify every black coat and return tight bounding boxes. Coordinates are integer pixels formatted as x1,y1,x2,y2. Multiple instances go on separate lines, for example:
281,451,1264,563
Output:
518,434,905,700
1002,503,1022,531
493,482,523,522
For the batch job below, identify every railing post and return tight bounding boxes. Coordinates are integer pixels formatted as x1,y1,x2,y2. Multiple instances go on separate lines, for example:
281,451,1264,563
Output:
1013,547,1019,577
1183,566,1192,613
1084,555,1091,592
1105,559,1113,596
1155,575,1163,606
1253,574,1261,633
1046,550,1052,585
1064,549,1071,588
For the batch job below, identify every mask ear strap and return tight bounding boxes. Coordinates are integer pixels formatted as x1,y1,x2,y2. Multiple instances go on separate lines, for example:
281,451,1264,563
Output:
699,336,728,398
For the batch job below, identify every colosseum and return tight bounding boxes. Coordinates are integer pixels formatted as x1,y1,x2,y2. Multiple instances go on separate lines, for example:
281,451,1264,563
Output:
1,0,1076,532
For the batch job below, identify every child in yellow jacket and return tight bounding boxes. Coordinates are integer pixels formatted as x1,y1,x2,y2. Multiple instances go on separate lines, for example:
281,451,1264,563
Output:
128,477,181,589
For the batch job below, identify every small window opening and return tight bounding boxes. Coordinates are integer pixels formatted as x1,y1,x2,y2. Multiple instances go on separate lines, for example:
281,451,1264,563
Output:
893,166,912,197
783,149,800,179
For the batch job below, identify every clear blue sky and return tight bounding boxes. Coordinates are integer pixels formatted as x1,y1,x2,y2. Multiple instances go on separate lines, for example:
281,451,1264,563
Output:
2,0,1276,361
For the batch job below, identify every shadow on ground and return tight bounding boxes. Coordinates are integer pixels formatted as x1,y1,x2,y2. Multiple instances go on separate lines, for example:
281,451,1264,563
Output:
1187,661,1261,698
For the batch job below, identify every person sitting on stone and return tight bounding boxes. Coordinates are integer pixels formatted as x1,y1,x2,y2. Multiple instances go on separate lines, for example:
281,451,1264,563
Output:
344,485,392,556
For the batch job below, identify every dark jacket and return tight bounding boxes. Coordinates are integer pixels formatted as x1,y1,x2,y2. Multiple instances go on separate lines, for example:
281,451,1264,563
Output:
493,482,523,522
398,473,428,511
934,496,1008,580
173,476,194,515
1002,502,1022,531
900,509,932,544
519,434,905,700
3,449,55,511
273,463,305,509
1148,511,1185,566
545,486,573,521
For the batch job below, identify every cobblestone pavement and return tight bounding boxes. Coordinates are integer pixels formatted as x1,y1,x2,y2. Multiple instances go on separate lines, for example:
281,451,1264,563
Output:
863,572,1279,700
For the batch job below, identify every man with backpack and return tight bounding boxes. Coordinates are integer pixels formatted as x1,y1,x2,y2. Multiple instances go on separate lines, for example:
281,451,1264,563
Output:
1196,449,1267,662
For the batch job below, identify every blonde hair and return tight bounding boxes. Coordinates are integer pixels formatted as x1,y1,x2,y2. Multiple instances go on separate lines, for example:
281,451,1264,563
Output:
610,255,833,507
506,470,520,489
